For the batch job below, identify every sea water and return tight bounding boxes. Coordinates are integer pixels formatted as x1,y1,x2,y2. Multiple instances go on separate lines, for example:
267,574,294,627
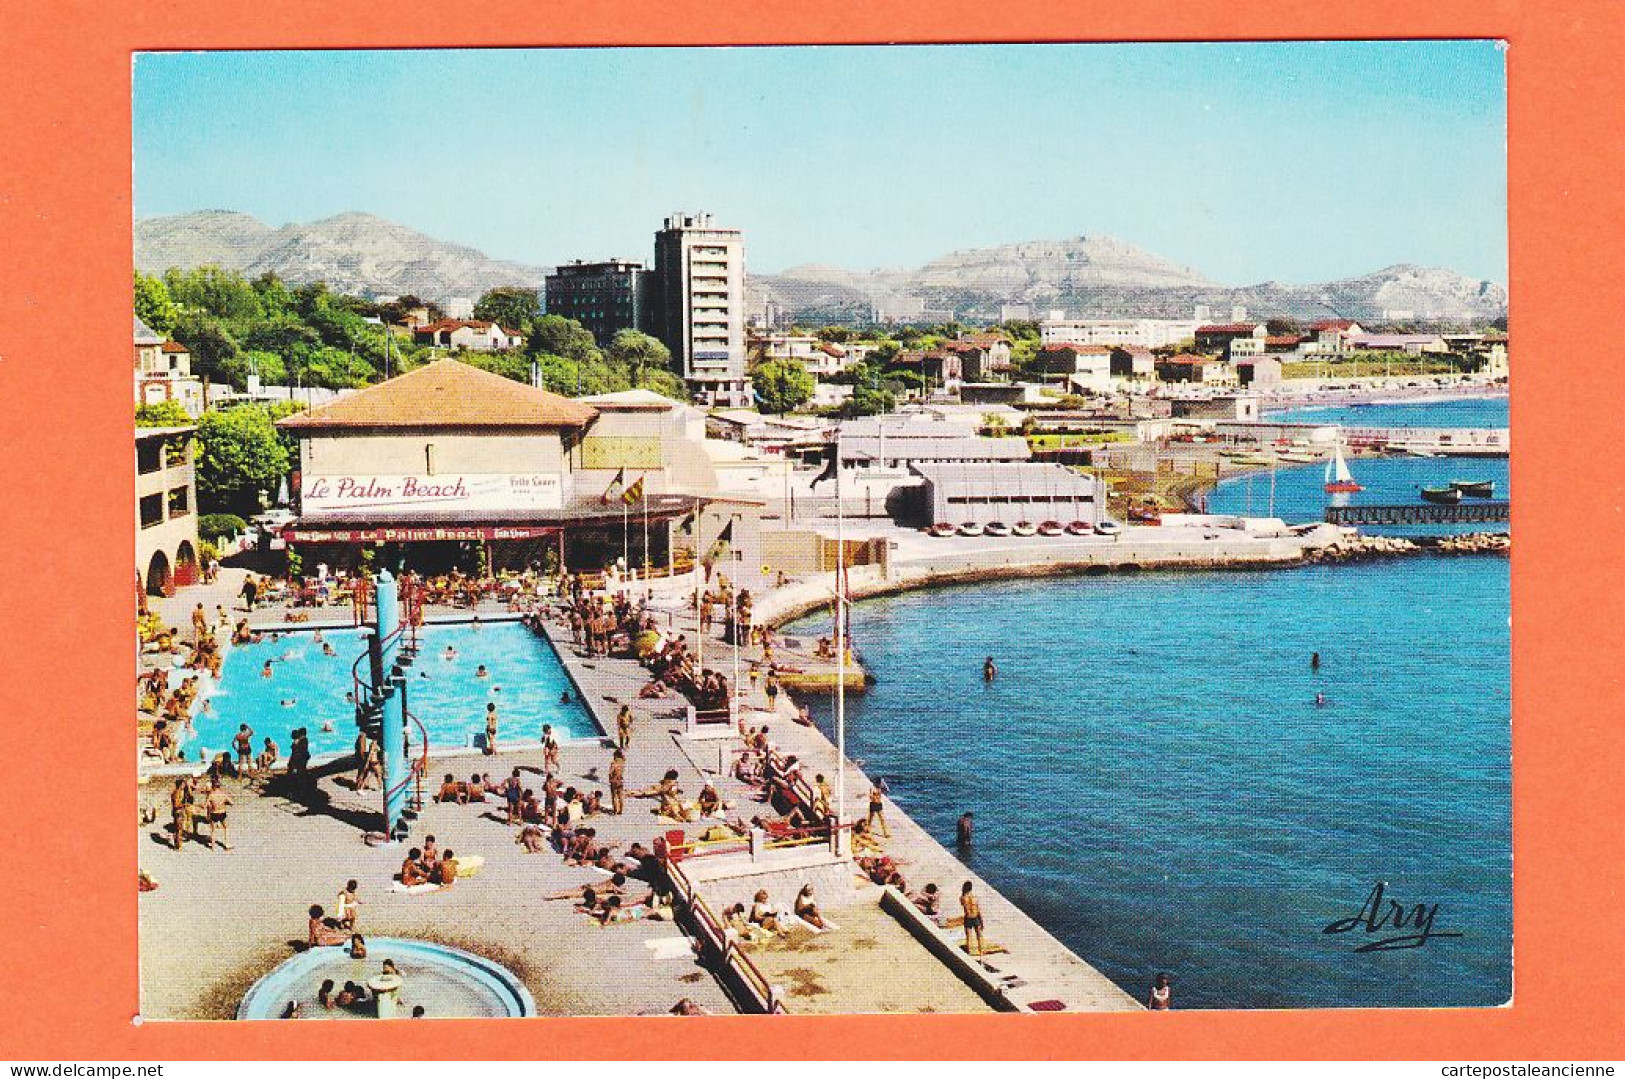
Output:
793,556,1510,1009
182,621,598,760
1212,396,1512,536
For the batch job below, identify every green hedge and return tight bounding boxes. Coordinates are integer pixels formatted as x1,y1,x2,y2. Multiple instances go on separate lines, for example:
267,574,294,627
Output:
199,513,248,541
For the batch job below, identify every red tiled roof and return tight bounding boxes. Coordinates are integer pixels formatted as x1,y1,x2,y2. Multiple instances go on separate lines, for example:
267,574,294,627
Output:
161,340,190,353
940,341,984,354
1264,335,1302,346
1040,344,1112,354
276,358,597,431
1310,319,1357,331
1158,354,1218,366
416,319,522,337
1195,323,1259,334
961,333,1009,345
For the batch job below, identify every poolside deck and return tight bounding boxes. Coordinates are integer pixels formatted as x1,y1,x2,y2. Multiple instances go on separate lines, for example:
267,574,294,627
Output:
138,567,1138,1017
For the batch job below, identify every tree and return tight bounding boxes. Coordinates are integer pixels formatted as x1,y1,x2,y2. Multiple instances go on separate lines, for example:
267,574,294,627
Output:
134,272,179,334
751,359,815,415
525,315,599,362
639,367,690,401
163,265,263,322
170,312,243,382
194,405,291,516
1265,317,1302,336
474,287,543,332
135,399,191,427
605,330,673,388
845,382,895,417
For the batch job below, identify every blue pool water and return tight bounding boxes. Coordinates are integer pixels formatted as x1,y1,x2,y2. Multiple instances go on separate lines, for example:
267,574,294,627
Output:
1267,395,1508,431
791,557,1511,1009
185,621,598,760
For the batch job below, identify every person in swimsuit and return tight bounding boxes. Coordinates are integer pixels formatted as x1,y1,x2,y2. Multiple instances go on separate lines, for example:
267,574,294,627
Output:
169,777,193,850
204,778,233,850
616,705,633,749
336,880,360,929
233,724,254,772
866,784,891,838
1149,972,1173,1010
484,703,499,755
960,881,985,957
983,656,997,682
793,885,827,930
307,905,349,947
608,749,626,815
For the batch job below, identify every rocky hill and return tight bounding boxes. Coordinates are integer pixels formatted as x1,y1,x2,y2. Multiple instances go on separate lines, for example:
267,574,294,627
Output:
134,211,546,300
136,210,1507,323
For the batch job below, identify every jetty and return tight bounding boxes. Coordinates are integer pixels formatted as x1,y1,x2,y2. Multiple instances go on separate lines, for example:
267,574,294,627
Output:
1325,501,1510,526
1342,425,1508,457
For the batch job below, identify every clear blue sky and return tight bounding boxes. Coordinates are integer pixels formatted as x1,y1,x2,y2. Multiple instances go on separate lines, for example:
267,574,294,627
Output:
133,42,1507,284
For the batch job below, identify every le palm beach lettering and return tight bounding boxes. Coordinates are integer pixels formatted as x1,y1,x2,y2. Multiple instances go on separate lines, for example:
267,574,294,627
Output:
306,476,470,501
1322,881,1463,953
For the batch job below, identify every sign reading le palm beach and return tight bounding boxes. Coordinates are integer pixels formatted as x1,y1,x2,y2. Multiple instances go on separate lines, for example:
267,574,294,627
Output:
300,473,564,514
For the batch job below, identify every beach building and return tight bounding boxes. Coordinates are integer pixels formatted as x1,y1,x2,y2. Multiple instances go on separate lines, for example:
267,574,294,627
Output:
1171,395,1262,422
1040,317,1199,349
136,424,201,597
834,416,1031,475
134,315,205,417
544,261,652,346
275,359,762,579
912,461,1107,527
1234,356,1283,388
1109,346,1157,381
652,211,750,407
1155,354,1231,383
412,319,525,351
1031,343,1114,391
1194,322,1266,353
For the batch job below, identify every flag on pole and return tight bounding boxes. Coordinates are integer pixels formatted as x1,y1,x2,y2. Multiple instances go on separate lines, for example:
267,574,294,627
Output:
602,467,626,504
622,475,645,506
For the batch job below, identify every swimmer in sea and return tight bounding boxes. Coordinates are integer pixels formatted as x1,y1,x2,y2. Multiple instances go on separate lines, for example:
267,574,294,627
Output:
1315,692,1327,708
559,690,573,705
476,664,490,679
280,698,298,707
983,656,997,682
322,642,336,656
443,646,457,661
262,660,274,678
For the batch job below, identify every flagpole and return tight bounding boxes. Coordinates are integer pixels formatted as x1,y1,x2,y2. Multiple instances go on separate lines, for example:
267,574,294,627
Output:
642,478,650,577
731,513,741,724
694,502,704,676
834,427,847,855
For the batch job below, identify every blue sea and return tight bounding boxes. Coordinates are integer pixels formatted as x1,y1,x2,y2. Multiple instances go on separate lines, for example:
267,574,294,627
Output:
1267,394,1508,431
792,397,1512,1010
794,559,1510,1009
1213,397,1512,536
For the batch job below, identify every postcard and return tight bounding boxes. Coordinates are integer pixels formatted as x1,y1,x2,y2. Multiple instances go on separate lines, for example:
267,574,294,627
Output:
123,42,1518,1026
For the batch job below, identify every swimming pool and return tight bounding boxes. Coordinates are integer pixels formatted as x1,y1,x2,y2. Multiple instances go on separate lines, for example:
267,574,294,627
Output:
181,620,600,761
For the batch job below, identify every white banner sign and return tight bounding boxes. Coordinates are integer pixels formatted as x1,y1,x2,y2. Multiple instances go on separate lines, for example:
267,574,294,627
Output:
300,473,563,514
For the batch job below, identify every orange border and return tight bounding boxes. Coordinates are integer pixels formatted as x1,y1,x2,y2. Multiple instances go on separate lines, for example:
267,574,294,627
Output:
1,0,1620,1060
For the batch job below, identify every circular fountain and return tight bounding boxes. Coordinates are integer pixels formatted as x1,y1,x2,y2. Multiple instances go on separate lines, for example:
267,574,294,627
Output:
237,938,535,1020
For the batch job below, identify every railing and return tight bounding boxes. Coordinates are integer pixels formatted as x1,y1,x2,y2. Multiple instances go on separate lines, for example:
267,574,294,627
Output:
1325,501,1510,525
659,851,788,1014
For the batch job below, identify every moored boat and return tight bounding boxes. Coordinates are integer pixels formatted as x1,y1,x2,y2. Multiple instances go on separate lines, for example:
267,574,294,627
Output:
1065,521,1095,536
1037,520,1065,537
984,521,1012,537
1012,521,1038,537
956,521,984,537
1450,479,1495,498
1420,485,1463,505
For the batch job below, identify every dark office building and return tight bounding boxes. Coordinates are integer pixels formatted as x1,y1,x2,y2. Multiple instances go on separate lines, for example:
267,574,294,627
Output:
543,260,652,346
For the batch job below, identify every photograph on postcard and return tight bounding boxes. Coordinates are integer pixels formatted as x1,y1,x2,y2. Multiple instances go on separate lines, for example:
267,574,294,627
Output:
131,42,1509,1019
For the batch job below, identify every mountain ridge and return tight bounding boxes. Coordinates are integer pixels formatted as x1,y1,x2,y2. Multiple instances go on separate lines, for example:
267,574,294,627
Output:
135,210,1507,323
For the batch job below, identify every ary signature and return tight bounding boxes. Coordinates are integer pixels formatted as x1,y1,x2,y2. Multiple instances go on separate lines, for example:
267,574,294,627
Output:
1322,881,1464,953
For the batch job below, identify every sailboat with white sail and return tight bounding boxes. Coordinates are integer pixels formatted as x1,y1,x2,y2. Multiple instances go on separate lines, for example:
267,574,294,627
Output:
1323,440,1364,494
